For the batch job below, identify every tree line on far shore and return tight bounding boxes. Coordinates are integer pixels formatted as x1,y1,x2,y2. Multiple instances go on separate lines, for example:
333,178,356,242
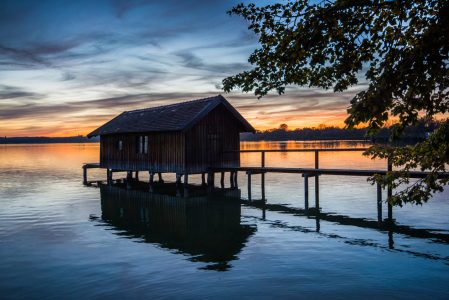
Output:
240,117,443,142
0,136,100,144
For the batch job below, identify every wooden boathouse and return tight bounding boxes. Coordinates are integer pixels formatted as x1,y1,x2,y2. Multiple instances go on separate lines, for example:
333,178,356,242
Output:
87,95,255,182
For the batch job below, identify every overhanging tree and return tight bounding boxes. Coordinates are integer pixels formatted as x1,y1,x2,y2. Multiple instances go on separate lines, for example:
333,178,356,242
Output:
223,0,449,206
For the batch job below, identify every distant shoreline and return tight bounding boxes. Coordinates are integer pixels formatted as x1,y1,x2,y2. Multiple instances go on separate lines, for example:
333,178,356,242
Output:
0,136,100,144
0,136,370,144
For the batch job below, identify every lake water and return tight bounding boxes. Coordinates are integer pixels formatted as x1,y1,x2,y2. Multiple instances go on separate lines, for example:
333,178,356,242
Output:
1,141,448,299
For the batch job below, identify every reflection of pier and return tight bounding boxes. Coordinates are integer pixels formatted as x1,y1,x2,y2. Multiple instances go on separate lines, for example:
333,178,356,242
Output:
243,201,449,263
245,200,449,245
96,184,256,271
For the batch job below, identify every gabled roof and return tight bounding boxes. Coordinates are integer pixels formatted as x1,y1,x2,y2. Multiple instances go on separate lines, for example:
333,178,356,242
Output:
87,95,255,138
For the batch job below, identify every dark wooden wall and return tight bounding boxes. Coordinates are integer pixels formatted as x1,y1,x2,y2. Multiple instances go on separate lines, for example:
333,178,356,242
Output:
100,103,245,174
185,103,242,174
100,131,185,172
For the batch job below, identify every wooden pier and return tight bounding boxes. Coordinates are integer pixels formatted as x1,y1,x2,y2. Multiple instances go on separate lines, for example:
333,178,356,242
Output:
83,148,449,227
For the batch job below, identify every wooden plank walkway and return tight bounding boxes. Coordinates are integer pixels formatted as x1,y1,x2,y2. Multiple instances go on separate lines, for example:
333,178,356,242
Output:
208,166,449,179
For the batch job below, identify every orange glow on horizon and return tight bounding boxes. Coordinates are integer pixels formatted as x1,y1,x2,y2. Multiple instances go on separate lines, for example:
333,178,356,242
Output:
2,114,352,137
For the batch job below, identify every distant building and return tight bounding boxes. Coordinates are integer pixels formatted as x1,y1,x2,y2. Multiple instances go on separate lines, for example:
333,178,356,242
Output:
87,95,255,175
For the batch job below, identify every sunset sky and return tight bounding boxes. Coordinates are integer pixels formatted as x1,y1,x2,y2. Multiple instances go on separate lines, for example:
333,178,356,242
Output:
0,0,367,137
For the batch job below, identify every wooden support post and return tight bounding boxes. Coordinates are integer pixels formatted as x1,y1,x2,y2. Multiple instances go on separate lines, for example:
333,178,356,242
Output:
201,173,206,186
261,151,265,167
387,157,393,221
220,172,225,188
377,183,382,227
184,173,188,186
247,171,252,201
107,169,113,185
127,171,132,180
176,173,182,184
135,171,139,181
158,172,164,183
149,172,154,183
304,174,309,212
261,151,266,200
261,172,265,200
83,166,87,185
234,171,238,187
230,171,235,188
315,151,319,210
207,172,215,186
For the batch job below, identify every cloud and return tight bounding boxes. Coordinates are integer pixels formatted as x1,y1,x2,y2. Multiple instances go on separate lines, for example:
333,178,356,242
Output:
109,0,156,18
174,51,204,69
61,71,76,81
0,91,221,120
0,85,44,100
0,44,49,67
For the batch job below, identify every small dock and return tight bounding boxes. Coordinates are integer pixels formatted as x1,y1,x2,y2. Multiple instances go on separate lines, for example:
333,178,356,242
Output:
83,148,449,227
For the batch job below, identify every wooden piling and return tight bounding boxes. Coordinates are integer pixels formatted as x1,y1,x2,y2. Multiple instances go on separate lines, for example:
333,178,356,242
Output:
247,171,252,201
201,172,206,186
158,172,164,183
184,173,188,186
135,171,139,181
207,172,215,186
261,151,266,200
230,171,235,188
107,169,113,185
220,172,225,187
261,173,265,200
377,183,382,227
304,174,309,212
83,166,87,185
261,151,265,167
176,173,182,184
315,150,319,210
149,172,154,183
387,157,393,220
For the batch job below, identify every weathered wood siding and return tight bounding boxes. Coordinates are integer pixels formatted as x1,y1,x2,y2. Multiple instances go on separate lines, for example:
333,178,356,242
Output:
100,131,185,172
99,103,245,173
185,103,242,174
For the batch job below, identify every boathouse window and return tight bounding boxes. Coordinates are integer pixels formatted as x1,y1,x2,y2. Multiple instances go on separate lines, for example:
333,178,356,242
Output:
117,141,122,150
137,136,148,154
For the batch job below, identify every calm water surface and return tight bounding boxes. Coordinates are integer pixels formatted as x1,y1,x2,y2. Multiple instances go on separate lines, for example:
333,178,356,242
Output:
1,141,448,299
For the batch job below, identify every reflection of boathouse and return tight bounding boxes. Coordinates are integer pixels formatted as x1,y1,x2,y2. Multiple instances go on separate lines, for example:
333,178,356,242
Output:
98,185,256,271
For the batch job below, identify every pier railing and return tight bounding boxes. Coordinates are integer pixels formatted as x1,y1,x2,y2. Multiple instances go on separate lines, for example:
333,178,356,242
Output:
223,148,369,169
214,148,412,227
